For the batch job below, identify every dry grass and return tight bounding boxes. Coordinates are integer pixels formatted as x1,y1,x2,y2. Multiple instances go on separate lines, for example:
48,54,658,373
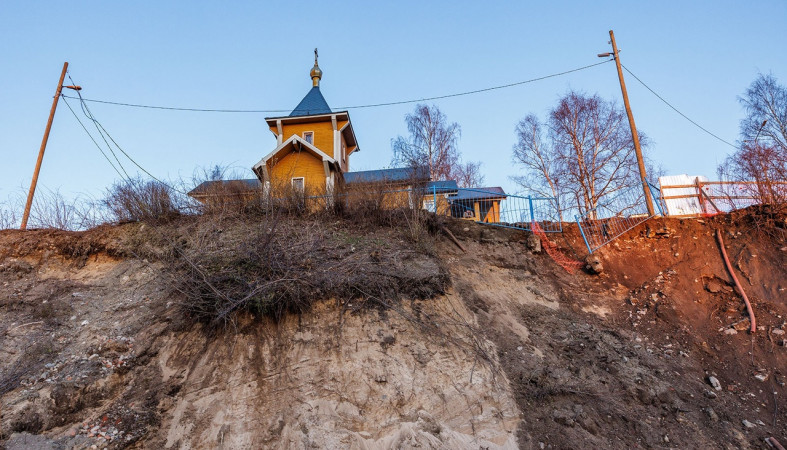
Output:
103,177,180,224
124,211,448,329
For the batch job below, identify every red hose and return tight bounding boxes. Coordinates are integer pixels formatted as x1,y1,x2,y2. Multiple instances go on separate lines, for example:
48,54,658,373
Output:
716,229,756,333
768,437,787,450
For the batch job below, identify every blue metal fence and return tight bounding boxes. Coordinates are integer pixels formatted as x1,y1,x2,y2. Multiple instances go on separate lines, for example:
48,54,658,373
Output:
446,188,562,233
576,184,659,253
292,186,563,233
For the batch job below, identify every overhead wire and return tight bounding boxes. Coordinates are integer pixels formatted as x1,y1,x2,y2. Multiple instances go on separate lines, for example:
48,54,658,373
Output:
66,73,191,195
68,74,132,180
621,63,737,149
60,95,127,180
64,73,191,195
55,59,616,199
60,60,614,113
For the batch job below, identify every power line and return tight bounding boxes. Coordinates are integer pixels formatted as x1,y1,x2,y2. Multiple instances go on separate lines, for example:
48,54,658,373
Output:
621,64,737,149
73,92,191,195
64,76,191,196
60,96,127,180
68,74,132,180
61,60,613,113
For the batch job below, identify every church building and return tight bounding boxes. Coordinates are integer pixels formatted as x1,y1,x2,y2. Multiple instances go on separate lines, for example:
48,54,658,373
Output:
251,50,359,195
188,51,507,225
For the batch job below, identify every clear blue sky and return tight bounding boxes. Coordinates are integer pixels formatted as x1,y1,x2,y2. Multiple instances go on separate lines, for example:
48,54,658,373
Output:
2,1,785,203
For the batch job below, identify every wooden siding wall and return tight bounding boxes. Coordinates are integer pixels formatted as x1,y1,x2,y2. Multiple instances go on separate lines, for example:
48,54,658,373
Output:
268,150,327,194
281,122,335,157
482,201,501,223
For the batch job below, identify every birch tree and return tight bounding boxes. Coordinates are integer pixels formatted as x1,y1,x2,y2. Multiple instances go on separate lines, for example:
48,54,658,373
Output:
512,91,651,218
392,104,484,187
718,74,787,207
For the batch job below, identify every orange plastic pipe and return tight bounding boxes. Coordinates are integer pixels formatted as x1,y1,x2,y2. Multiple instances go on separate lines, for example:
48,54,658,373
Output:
716,229,756,333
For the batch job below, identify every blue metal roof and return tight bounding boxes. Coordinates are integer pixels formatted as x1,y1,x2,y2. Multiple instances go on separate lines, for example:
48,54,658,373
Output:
450,187,507,201
289,87,332,117
426,180,458,194
344,166,429,184
188,179,262,196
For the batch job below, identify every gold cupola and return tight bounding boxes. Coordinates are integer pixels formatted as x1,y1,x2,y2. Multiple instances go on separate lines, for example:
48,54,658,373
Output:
310,48,322,87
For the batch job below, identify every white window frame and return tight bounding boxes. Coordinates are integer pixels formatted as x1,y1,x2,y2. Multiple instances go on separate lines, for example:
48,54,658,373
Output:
302,131,314,145
291,177,305,193
422,197,436,213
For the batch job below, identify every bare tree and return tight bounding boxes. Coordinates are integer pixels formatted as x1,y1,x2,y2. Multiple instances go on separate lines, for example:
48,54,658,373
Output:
739,73,787,153
392,104,484,186
512,91,652,218
453,161,485,188
511,114,564,216
718,74,787,208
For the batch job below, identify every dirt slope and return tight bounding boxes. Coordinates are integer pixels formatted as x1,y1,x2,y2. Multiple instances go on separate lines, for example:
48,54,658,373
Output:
440,211,786,449
0,224,519,449
1,211,786,449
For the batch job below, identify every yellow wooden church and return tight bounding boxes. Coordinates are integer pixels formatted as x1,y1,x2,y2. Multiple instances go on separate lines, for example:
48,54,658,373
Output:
189,50,508,224
251,50,359,195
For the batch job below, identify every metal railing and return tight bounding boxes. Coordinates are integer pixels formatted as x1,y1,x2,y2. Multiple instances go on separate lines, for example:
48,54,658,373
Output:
660,179,787,217
193,184,564,233
445,188,562,233
576,184,659,253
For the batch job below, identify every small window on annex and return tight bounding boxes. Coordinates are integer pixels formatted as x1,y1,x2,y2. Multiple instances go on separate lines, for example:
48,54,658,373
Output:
303,132,314,145
291,177,305,193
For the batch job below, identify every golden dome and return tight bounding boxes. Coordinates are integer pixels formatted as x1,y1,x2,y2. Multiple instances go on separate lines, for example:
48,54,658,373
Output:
311,48,322,87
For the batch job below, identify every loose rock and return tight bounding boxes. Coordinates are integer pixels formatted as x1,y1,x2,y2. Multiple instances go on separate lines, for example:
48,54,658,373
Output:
585,255,603,274
733,318,751,332
708,376,722,391
526,233,541,253
705,279,725,293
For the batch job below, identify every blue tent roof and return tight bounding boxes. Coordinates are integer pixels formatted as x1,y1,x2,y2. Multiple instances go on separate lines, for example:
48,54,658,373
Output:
290,87,332,117
344,167,429,184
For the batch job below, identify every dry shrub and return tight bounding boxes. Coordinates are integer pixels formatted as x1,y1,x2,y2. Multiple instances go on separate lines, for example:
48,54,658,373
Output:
104,177,180,224
0,190,101,231
163,169,444,327
186,165,263,216
192,180,263,216
165,212,447,328
717,146,787,212
0,199,20,230
28,189,102,231
185,163,437,247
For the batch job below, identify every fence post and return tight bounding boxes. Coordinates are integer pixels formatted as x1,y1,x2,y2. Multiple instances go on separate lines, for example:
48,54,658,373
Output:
555,195,563,229
528,196,535,228
433,185,437,214
694,178,706,215
648,183,665,217
576,215,593,254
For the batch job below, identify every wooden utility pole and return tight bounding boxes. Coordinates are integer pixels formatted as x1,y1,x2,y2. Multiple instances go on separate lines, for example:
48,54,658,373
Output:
20,62,69,230
608,30,656,216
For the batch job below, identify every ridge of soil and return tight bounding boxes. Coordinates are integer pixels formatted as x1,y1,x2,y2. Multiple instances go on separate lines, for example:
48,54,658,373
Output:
1,210,786,449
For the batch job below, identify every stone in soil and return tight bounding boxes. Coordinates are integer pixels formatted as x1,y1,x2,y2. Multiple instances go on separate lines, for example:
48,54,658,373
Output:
708,376,722,391
705,279,726,293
